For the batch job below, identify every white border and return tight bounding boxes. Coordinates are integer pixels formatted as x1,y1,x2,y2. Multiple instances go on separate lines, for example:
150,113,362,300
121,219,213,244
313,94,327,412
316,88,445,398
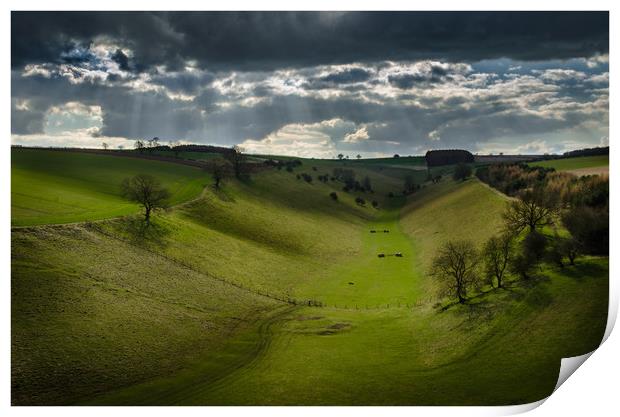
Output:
2,2,617,417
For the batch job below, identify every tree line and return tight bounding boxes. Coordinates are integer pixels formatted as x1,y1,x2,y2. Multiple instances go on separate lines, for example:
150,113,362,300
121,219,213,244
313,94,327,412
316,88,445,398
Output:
433,163,608,305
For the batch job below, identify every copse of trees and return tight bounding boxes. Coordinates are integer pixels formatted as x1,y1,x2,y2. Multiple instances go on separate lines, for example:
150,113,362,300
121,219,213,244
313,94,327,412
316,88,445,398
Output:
432,162,607,305
478,161,608,256
563,146,608,158
264,158,302,172
475,163,554,196
121,174,170,225
425,149,474,167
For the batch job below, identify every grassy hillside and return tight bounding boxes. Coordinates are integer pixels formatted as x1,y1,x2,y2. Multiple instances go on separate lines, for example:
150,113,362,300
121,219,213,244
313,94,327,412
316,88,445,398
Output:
11,223,281,405
11,150,608,406
400,179,509,290
12,148,207,226
529,155,609,172
86,177,607,405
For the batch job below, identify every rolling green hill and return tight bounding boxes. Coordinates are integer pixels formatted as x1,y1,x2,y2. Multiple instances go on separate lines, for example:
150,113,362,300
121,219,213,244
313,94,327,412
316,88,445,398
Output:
11,149,608,406
12,148,208,226
529,155,609,172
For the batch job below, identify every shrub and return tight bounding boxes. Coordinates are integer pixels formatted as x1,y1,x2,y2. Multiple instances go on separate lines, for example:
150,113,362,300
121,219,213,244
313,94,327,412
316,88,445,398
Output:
371,200,379,208
355,197,366,206
329,192,338,201
452,163,472,181
562,206,608,255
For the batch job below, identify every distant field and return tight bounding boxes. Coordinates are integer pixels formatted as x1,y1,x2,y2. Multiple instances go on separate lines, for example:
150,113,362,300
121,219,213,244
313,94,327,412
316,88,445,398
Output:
529,155,609,174
12,149,208,226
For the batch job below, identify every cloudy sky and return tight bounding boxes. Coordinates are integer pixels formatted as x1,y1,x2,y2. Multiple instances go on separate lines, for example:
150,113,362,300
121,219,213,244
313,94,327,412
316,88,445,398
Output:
11,11,609,158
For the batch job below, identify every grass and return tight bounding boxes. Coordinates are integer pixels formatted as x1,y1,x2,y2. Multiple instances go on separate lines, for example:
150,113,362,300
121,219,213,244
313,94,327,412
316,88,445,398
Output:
11,224,280,405
529,155,609,172
11,148,208,226
11,149,609,405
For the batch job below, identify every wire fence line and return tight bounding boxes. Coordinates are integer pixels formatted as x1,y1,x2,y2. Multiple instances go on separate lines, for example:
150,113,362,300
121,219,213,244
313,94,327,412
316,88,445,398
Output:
66,223,433,312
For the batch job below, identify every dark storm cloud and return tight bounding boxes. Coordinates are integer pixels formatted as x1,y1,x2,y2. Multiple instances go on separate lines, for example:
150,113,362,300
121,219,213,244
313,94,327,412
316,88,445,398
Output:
12,11,608,71
111,49,130,71
10,12,609,155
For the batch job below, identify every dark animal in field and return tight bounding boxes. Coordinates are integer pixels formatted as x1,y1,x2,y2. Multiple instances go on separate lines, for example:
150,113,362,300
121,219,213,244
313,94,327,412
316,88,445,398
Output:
378,253,385,258
395,252,403,257
348,282,355,285
370,230,376,233
383,230,389,233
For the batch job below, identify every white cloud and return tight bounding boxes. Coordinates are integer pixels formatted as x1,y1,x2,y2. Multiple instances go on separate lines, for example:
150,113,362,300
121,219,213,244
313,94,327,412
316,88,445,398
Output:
11,133,134,149
428,130,441,141
584,54,609,68
535,69,587,82
343,126,369,143
515,140,552,154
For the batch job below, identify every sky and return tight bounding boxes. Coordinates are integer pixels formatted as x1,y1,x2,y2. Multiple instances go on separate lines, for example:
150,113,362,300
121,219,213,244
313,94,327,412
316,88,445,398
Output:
11,11,609,158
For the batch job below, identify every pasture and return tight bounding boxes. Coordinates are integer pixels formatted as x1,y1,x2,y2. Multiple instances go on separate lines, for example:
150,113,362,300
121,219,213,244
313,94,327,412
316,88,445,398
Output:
11,148,207,226
529,155,609,175
11,148,608,405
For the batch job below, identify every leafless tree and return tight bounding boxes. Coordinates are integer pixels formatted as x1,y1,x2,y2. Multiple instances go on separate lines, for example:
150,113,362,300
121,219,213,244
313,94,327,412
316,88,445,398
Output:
225,145,247,178
482,233,513,288
431,240,480,304
148,137,160,148
101,142,109,150
208,160,231,189
134,140,145,153
121,174,170,225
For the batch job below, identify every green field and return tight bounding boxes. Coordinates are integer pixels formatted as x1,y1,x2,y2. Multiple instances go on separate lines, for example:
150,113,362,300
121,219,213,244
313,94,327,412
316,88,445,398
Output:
11,149,608,405
12,149,208,226
529,155,609,172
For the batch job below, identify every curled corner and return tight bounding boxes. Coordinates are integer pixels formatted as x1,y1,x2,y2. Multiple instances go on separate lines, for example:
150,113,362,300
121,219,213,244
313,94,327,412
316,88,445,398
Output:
553,351,595,392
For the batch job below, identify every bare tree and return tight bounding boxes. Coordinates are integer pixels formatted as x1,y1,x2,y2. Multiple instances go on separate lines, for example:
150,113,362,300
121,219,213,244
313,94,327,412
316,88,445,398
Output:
431,240,480,304
482,233,513,288
134,140,145,153
121,174,170,225
209,160,231,189
102,142,109,150
169,140,181,157
337,153,344,160
225,145,247,178
118,145,124,150
503,188,559,234
148,137,160,148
